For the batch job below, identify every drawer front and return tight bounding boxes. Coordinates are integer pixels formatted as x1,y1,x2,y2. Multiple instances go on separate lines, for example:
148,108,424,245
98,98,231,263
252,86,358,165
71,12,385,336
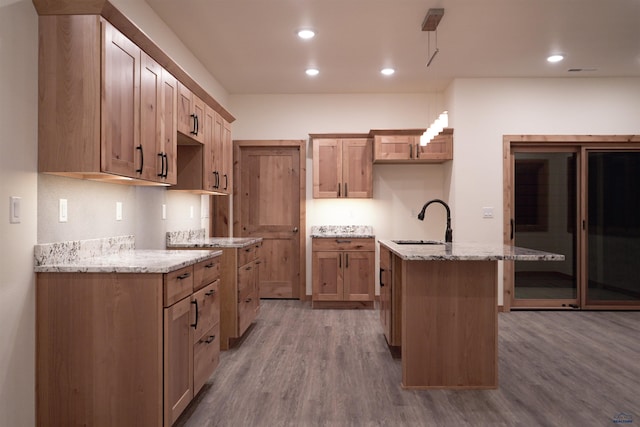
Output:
238,292,258,336
192,280,220,343
164,265,194,307
237,261,256,300
238,241,262,267
193,256,221,291
193,322,220,395
312,237,375,252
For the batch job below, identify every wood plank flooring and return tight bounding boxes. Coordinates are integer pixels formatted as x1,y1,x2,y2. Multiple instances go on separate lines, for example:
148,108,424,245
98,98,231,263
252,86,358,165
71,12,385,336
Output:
176,300,640,427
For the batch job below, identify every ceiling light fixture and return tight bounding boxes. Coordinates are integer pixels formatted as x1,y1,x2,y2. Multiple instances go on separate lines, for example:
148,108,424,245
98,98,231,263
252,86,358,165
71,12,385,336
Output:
297,29,315,40
381,68,395,76
420,111,448,146
547,54,564,63
305,68,319,76
422,8,444,67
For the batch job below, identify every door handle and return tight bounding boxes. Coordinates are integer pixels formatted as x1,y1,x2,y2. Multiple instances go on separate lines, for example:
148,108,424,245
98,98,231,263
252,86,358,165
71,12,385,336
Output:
293,227,298,233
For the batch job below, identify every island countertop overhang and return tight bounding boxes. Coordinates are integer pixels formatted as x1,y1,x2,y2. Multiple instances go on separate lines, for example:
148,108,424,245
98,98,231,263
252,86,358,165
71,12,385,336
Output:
379,239,565,262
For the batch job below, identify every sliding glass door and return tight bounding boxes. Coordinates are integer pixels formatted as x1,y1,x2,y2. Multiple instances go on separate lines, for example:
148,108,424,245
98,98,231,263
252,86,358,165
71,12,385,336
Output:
505,137,640,310
585,151,640,307
512,149,579,308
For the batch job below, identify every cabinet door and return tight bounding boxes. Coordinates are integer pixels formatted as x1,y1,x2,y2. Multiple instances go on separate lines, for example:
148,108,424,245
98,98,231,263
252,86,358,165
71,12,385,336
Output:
101,21,140,178
140,52,162,182
164,297,194,427
343,251,375,301
160,68,178,184
313,138,342,198
203,106,217,191
177,83,204,143
373,135,414,161
237,260,258,336
192,95,206,144
342,138,372,198
312,251,343,301
379,246,392,341
211,108,224,192
222,119,233,194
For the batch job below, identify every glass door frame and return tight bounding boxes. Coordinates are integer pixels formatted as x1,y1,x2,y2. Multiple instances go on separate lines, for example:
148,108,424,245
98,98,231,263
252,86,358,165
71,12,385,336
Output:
502,135,640,312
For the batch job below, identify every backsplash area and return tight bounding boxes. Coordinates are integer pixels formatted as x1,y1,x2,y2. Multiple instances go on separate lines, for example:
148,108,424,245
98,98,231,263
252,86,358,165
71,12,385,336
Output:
34,235,135,266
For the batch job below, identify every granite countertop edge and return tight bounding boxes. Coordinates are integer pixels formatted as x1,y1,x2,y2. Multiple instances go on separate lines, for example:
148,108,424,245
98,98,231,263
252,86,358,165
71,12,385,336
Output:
310,233,376,239
166,237,263,249
34,249,223,273
379,239,565,261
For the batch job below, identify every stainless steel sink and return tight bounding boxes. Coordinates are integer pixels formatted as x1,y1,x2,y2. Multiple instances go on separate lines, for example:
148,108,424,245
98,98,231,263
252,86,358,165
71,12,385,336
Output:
391,239,444,245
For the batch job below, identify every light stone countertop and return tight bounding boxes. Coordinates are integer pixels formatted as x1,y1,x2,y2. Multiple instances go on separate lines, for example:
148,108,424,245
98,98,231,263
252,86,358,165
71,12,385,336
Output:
379,239,565,262
34,249,222,273
310,225,374,238
166,229,262,248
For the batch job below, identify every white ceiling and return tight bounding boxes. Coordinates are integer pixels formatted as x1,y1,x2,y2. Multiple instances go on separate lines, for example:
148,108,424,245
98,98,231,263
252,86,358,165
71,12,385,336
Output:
144,0,640,95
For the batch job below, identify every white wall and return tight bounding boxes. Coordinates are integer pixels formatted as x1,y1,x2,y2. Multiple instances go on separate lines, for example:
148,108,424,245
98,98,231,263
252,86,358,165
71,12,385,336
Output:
448,77,640,304
229,93,448,294
0,1,37,425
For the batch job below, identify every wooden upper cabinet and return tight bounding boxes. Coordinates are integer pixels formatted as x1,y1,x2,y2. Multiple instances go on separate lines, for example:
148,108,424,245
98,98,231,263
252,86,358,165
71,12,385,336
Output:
222,119,233,194
38,15,178,185
177,83,205,144
312,137,372,199
160,68,178,184
373,129,453,164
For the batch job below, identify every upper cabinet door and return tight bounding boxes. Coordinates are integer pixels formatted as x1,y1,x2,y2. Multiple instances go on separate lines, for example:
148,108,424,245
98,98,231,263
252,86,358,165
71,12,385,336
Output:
177,83,205,144
139,52,162,182
160,68,178,185
101,21,140,178
342,138,373,198
313,138,342,198
374,135,414,161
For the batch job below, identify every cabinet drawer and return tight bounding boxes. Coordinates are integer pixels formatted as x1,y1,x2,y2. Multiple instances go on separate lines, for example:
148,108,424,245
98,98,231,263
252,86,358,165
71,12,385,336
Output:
192,280,220,343
238,292,258,336
193,322,220,395
238,242,261,267
164,265,194,307
193,256,221,291
312,237,375,252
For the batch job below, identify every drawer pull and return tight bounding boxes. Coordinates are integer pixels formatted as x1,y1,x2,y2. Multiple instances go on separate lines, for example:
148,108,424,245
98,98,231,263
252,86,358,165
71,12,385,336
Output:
255,260,262,265
205,263,216,269
204,335,216,344
177,272,191,280
205,290,216,297
190,300,199,328
336,239,351,244
245,248,252,252
245,266,252,271
379,268,385,287
245,298,252,303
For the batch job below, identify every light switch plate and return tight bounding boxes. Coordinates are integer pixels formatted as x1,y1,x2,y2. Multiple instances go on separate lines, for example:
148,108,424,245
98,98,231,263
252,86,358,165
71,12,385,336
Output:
59,199,68,222
10,196,21,224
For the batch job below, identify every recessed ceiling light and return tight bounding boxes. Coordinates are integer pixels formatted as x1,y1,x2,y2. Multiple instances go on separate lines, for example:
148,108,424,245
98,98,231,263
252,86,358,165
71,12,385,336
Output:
297,29,315,40
547,54,564,63
305,68,319,76
381,68,395,76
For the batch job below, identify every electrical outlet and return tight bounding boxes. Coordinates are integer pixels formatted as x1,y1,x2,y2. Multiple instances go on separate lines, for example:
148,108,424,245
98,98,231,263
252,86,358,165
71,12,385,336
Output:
482,207,494,219
59,199,68,222
116,202,123,221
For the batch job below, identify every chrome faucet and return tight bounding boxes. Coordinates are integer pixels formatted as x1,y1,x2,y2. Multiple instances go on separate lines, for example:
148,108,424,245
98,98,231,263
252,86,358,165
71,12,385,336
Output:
417,199,453,243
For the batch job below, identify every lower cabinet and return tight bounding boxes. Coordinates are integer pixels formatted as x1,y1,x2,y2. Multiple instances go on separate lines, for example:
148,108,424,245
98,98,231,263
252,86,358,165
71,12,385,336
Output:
36,254,221,427
379,245,402,348
312,237,375,308
219,241,262,350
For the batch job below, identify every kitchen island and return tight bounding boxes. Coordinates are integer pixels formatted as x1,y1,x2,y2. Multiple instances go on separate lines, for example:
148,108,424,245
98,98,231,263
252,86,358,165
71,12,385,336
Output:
378,240,564,390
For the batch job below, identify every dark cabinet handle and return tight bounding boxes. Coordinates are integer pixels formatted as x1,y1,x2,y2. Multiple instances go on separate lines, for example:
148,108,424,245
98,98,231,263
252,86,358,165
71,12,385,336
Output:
205,289,216,297
136,145,143,173
255,260,262,265
336,239,351,244
177,272,191,280
338,182,341,197
416,143,420,159
191,300,198,328
204,335,215,344
163,153,168,178
157,152,164,177
245,298,252,303
380,267,385,287
190,114,197,135
195,115,199,135
409,143,413,159
224,174,228,190
345,253,349,268
245,266,252,271
339,253,342,269
205,263,215,269
510,219,514,240
344,183,348,197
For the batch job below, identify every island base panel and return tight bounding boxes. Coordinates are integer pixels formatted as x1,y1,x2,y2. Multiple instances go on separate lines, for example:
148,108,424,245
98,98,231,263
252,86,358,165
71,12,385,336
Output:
401,260,498,389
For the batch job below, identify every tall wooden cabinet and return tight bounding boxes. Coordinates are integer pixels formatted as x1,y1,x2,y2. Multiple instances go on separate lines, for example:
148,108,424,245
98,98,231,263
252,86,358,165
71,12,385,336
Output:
38,15,177,185
37,254,221,427
312,137,373,198
312,237,375,308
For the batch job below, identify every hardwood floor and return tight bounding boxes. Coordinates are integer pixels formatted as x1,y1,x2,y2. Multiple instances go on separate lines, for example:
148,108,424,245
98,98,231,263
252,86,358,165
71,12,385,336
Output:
177,300,640,427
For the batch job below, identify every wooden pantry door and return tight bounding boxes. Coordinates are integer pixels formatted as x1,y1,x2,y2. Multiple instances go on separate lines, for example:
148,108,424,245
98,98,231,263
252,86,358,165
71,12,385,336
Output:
234,140,306,300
